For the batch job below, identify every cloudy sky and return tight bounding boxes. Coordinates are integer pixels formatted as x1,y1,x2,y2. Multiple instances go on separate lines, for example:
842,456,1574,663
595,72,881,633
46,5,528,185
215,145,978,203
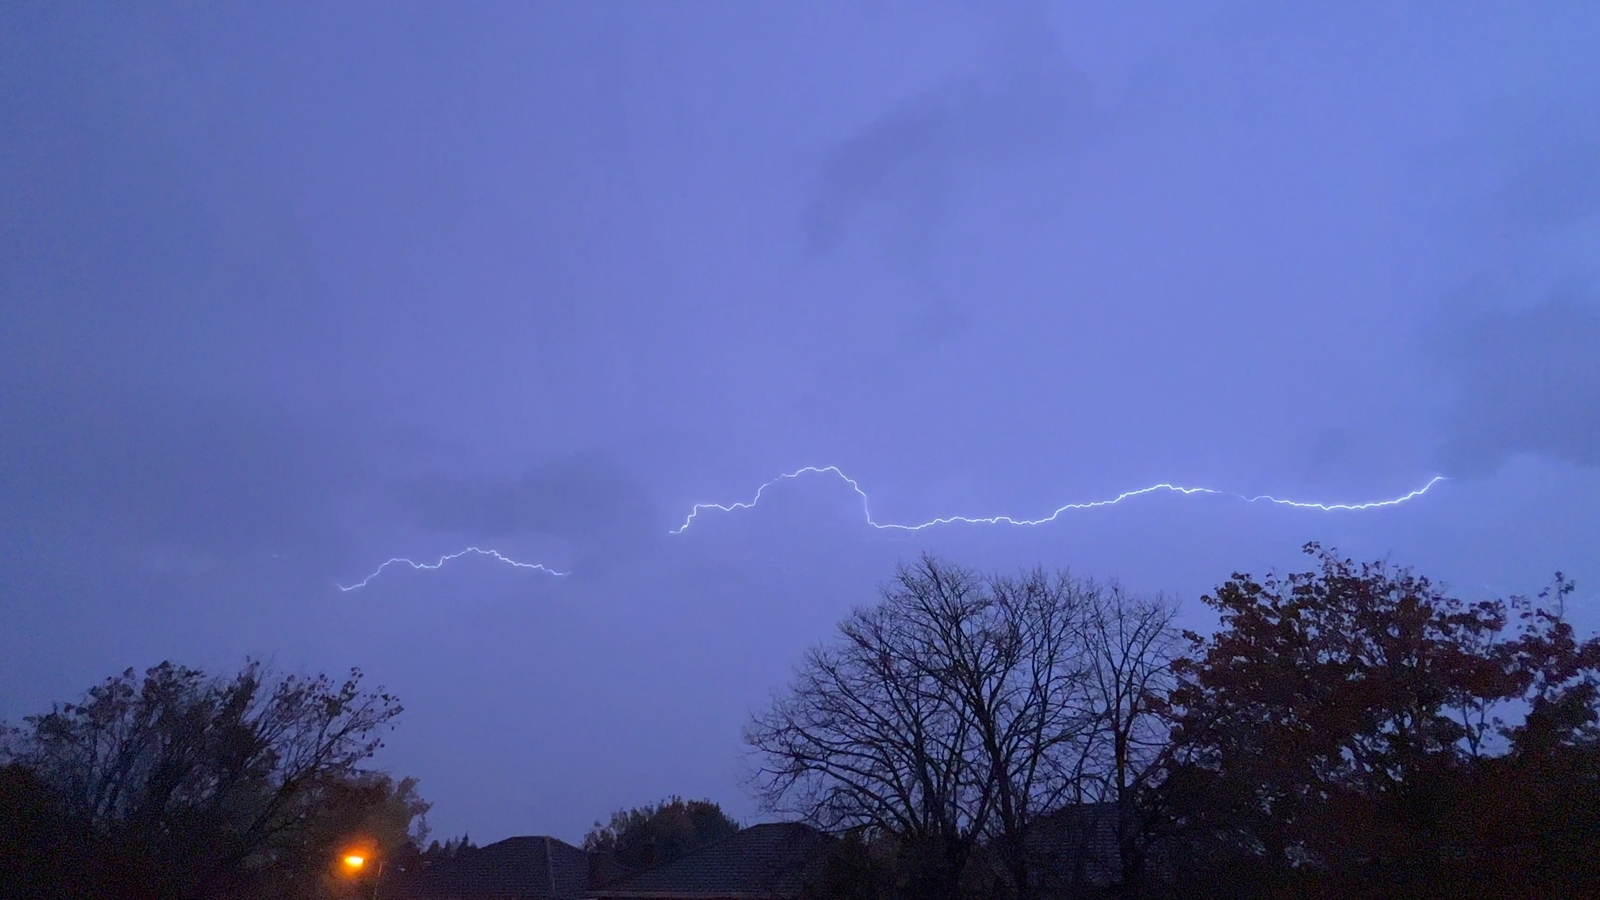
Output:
4,1,1600,842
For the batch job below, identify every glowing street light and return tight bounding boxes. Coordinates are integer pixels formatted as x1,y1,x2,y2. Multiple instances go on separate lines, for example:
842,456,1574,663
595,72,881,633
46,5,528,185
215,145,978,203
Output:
339,844,385,899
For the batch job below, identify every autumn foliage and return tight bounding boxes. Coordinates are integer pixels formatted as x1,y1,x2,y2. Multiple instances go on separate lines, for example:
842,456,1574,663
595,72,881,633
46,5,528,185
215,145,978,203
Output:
750,548,1600,900
1161,543,1600,899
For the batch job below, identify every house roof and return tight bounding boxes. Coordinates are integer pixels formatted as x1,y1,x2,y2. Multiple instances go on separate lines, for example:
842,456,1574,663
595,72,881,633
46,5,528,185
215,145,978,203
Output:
384,835,592,900
586,823,831,899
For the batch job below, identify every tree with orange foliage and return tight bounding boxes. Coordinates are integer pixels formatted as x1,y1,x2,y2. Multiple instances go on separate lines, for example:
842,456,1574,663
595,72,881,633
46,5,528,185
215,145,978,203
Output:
1161,544,1600,900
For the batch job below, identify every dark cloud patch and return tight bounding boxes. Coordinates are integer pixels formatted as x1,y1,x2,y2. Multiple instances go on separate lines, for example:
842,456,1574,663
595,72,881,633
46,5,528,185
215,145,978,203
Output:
1435,295,1600,473
1429,98,1600,475
801,48,1099,264
402,452,658,572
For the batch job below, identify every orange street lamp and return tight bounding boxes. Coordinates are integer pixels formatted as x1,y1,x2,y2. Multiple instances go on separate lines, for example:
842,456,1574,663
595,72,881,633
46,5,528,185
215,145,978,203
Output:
339,844,385,899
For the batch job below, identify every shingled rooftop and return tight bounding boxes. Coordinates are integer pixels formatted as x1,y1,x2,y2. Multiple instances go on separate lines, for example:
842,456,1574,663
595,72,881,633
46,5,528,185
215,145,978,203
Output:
384,835,592,900
584,822,831,900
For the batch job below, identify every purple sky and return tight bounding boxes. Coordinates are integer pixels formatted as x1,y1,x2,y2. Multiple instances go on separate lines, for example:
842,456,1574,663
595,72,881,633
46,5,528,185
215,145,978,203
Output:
5,2,1600,843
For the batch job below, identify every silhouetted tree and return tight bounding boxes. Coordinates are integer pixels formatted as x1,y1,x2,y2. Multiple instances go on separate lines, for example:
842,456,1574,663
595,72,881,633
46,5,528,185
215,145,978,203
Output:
299,772,431,896
0,761,133,898
1417,575,1600,899
417,832,477,869
1078,587,1181,898
802,828,900,900
1160,544,1600,900
749,556,1166,900
583,796,740,870
0,660,414,900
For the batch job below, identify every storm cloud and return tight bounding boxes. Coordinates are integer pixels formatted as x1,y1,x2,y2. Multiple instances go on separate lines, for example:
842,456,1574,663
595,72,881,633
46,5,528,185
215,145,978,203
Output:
402,452,659,571
5,1,1600,845
1437,296,1600,472
803,36,1098,264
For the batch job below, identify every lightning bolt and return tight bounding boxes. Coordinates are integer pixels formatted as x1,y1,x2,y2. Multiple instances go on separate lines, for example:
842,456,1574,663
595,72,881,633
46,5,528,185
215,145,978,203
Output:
344,471,1447,586
337,547,566,591
669,467,1447,535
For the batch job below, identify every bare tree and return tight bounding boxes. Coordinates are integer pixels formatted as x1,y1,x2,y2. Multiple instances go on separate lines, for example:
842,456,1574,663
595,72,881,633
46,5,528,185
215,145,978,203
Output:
747,559,986,899
928,564,1098,900
1078,586,1180,896
747,556,1099,900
